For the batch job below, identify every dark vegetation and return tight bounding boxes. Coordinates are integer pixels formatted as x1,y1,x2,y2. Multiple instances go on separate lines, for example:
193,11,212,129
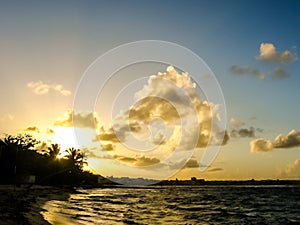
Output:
0,134,98,186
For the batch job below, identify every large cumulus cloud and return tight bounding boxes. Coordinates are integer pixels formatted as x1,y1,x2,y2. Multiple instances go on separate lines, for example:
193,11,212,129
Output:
98,66,228,151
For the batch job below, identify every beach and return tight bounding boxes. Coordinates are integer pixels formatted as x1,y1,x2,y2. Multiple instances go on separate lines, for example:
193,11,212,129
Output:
0,185,70,225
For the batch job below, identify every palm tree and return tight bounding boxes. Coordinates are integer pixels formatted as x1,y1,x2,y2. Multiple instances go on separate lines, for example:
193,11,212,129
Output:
48,143,60,159
64,147,87,169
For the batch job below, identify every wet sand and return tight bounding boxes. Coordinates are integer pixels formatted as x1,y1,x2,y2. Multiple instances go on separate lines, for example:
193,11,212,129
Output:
0,185,71,225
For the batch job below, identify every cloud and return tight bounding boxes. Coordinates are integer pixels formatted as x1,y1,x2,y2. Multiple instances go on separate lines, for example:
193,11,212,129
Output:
35,141,49,152
231,127,256,138
256,128,263,133
250,138,273,153
46,128,55,134
279,159,300,179
168,158,199,170
257,43,297,64
54,110,99,129
101,143,115,151
272,67,288,79
27,81,71,96
207,167,223,172
250,130,300,153
184,159,199,168
94,127,123,143
101,66,228,150
229,119,261,138
151,131,166,145
230,65,265,80
129,96,180,124
0,114,14,122
114,155,160,166
229,118,245,129
273,130,300,148
24,126,40,133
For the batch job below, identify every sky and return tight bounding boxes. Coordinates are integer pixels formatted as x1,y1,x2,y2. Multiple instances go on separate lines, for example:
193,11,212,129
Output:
0,0,300,180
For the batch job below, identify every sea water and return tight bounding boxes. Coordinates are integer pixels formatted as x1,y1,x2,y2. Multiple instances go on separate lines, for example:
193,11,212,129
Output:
42,185,300,225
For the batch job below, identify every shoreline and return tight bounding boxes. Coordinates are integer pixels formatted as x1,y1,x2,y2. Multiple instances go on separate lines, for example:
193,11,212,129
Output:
0,185,71,225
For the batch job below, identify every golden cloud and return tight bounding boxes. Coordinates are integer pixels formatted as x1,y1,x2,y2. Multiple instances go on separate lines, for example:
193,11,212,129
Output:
250,130,300,153
54,110,98,129
24,126,40,133
101,143,115,151
250,138,273,153
257,43,297,64
114,155,160,167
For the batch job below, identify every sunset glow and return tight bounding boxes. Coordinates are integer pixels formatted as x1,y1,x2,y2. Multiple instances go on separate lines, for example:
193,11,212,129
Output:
0,0,299,181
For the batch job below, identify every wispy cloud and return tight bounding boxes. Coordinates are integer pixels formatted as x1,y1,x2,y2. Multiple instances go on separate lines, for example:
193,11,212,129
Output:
101,143,115,151
257,43,297,64
46,128,55,134
0,114,14,122
272,67,288,79
229,118,262,138
24,126,40,133
250,130,300,153
207,167,223,172
27,81,71,96
114,155,160,166
279,159,300,179
230,65,265,80
231,127,256,138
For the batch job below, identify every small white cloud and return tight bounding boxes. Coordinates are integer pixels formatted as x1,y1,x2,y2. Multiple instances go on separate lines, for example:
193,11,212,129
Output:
27,81,71,96
257,43,297,64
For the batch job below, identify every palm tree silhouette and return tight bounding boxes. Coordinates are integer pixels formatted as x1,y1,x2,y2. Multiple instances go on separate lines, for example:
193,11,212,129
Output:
48,143,60,159
64,147,86,169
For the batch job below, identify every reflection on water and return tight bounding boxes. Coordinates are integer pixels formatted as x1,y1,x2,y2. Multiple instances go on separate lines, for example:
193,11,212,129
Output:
42,186,300,225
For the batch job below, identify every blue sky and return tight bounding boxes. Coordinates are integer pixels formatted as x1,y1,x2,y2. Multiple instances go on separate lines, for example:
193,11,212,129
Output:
0,0,299,179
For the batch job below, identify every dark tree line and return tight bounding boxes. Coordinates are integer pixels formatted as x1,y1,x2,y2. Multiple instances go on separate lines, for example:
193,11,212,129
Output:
0,134,98,186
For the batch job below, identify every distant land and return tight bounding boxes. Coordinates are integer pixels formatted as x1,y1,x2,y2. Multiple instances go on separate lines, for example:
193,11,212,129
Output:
101,176,300,187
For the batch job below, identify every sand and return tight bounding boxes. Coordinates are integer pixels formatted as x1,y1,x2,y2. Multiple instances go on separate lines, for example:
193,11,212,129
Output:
0,185,71,225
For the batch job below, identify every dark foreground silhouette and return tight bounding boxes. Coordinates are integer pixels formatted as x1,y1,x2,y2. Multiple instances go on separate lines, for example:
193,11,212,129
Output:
0,134,99,186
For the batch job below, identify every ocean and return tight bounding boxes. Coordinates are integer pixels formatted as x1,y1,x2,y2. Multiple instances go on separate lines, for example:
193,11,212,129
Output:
42,185,300,224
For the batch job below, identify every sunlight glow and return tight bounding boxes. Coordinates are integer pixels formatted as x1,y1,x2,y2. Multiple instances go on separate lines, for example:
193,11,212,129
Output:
51,127,81,151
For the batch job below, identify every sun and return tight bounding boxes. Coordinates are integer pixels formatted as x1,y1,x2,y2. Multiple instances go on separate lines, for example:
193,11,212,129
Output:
51,127,80,151
50,127,97,151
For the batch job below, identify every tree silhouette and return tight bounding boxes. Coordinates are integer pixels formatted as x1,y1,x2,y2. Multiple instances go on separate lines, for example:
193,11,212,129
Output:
64,147,87,169
0,134,98,186
4,134,39,150
47,143,60,159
